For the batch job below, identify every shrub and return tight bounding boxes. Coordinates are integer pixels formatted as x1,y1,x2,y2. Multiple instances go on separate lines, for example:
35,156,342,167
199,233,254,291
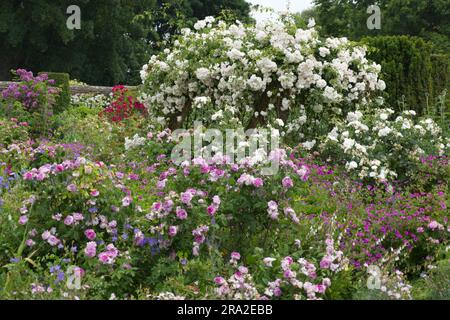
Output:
361,36,449,115
99,85,146,123
70,93,112,109
1,69,59,136
1,129,445,299
41,72,70,114
141,16,385,143
0,118,30,147
321,108,449,183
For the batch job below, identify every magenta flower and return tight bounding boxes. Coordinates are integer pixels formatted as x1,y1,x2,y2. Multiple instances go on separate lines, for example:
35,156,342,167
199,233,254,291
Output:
98,244,119,264
23,172,34,180
315,284,326,294
252,177,264,188
283,269,295,279
214,276,225,285
156,179,166,189
230,252,241,261
98,252,113,264
207,205,217,216
84,229,97,241
152,202,162,212
238,266,248,274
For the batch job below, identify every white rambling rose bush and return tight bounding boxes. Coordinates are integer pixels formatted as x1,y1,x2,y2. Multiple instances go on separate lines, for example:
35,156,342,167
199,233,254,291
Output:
140,16,384,142
321,109,449,182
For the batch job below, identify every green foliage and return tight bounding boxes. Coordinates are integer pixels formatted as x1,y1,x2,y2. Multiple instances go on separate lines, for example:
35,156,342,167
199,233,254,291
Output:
361,36,449,115
0,0,251,85
0,118,30,147
53,112,119,162
1,69,59,137
42,72,71,114
312,0,450,54
411,251,450,300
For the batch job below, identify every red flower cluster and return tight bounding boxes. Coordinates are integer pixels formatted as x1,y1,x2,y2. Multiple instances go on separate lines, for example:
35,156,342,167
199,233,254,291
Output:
100,85,146,123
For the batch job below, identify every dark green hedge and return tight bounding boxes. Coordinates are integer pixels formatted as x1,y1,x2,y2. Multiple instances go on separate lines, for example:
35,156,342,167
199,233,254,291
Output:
40,72,70,114
360,36,449,115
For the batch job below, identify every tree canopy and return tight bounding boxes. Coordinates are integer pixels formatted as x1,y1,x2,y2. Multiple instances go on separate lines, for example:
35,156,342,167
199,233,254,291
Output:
0,0,251,85
312,0,450,53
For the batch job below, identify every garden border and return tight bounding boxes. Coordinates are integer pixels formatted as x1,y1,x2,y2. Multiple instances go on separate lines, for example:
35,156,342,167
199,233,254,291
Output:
0,81,137,95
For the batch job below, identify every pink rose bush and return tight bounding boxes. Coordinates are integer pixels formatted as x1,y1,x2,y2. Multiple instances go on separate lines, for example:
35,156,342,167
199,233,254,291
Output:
0,129,446,300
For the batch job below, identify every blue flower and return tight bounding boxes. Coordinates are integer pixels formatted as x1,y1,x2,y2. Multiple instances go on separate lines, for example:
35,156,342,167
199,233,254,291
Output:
147,237,158,246
50,265,61,274
89,207,98,213
151,247,160,256
54,271,65,284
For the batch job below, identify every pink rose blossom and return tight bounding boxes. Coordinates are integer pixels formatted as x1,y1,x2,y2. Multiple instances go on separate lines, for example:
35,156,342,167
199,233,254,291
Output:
19,215,28,225
176,207,188,220
230,252,241,261
207,205,217,216
168,226,178,237
47,235,60,246
41,230,51,240
252,177,264,188
64,215,74,226
84,229,96,240
84,241,97,257
282,176,294,189
214,277,225,285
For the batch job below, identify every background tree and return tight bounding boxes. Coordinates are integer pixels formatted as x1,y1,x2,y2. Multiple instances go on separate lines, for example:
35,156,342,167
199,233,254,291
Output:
312,0,450,53
309,0,449,117
0,0,250,85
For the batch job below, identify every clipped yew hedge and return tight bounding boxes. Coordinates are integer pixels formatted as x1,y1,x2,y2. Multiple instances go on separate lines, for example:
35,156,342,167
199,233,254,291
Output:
361,36,449,115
